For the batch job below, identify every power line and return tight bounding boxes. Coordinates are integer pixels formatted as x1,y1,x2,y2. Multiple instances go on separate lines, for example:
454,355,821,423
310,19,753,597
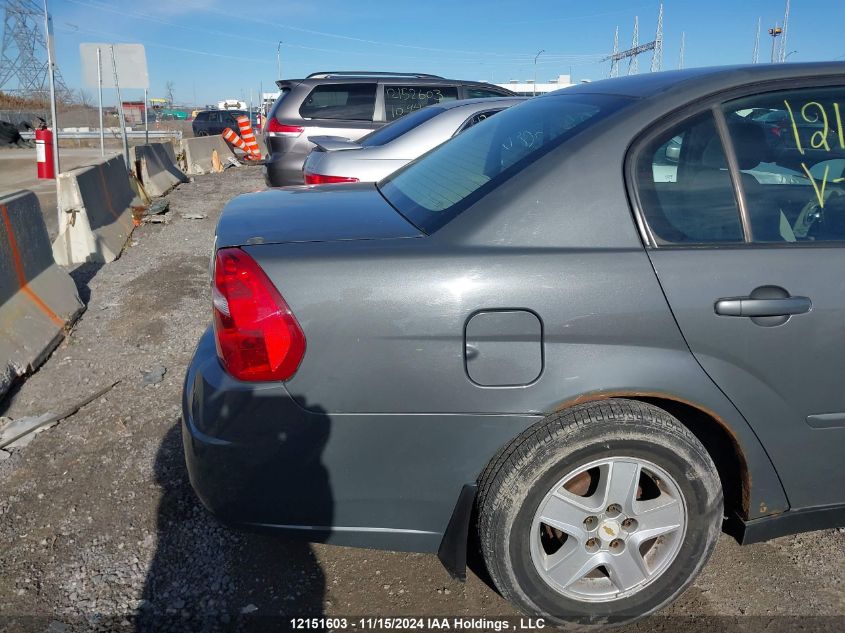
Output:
64,0,607,67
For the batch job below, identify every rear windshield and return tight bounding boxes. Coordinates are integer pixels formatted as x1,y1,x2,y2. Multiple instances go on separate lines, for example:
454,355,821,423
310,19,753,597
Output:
378,93,632,233
360,106,444,147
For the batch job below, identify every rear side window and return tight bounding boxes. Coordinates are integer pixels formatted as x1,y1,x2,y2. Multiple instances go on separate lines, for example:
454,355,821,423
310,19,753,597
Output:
636,112,744,244
380,94,630,233
195,112,208,121
383,85,458,121
360,106,443,147
466,87,509,99
299,84,376,121
457,109,504,134
723,86,845,243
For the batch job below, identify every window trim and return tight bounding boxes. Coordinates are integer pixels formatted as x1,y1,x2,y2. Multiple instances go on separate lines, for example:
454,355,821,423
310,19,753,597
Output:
711,105,754,242
625,75,845,249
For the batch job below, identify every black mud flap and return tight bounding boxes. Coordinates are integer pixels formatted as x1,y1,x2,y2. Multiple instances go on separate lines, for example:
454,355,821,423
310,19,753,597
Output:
437,484,477,581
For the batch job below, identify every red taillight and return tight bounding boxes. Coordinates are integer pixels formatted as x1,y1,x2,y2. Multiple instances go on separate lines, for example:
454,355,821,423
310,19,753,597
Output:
771,125,783,138
265,119,304,137
212,248,306,382
304,172,359,185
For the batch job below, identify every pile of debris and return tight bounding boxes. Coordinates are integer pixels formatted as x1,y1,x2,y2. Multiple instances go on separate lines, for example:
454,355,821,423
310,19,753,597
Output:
0,119,31,148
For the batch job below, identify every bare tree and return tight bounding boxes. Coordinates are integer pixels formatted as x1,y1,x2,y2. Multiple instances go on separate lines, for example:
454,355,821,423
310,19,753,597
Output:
165,81,175,106
76,89,94,108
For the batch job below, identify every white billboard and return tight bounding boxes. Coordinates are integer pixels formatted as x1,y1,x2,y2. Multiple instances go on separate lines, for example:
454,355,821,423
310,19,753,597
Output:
80,43,149,89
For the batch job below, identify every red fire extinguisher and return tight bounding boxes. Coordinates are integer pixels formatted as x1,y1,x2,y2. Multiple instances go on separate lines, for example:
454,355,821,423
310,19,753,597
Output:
36,124,55,180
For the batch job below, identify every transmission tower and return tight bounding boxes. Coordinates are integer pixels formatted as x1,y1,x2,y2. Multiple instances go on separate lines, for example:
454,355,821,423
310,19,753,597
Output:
779,0,791,62
650,2,664,72
752,17,761,63
610,26,620,78
0,0,70,102
678,32,685,70
629,16,639,75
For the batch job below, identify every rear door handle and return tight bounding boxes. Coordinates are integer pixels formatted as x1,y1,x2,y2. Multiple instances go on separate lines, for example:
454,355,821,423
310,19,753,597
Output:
715,296,811,317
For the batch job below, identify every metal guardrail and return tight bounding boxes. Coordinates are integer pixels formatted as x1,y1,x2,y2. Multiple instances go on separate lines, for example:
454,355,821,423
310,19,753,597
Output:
19,129,182,141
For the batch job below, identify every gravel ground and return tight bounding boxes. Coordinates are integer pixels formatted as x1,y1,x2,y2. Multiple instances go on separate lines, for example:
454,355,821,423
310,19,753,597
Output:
0,166,842,633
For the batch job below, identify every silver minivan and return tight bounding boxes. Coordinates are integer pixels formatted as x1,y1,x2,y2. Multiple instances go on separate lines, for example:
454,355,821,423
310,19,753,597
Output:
262,71,515,187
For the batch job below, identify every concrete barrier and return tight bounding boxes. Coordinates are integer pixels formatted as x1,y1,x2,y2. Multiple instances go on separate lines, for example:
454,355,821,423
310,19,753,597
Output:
1,191,85,398
133,142,188,197
178,136,235,175
51,155,140,265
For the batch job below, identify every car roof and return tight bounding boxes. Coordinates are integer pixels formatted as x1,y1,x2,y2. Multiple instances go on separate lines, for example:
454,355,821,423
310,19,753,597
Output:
279,75,511,89
548,62,845,101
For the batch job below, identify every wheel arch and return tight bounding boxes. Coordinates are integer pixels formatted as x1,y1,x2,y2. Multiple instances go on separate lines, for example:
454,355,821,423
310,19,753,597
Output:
553,392,751,520
438,390,787,581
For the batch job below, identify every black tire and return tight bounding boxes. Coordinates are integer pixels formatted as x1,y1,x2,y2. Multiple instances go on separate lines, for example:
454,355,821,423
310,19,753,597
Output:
476,399,723,627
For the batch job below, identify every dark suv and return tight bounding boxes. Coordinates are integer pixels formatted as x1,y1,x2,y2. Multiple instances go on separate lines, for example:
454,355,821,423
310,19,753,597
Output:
192,110,260,137
262,71,515,186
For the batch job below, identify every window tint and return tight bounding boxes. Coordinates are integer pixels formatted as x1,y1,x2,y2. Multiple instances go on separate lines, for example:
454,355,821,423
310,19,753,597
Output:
637,112,743,244
195,112,208,121
299,84,376,121
207,112,220,122
359,106,444,147
379,93,630,233
383,85,458,121
466,87,508,99
724,87,845,243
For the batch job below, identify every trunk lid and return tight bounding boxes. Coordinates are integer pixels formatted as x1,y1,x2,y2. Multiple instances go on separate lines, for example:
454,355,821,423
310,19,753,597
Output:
215,183,422,247
308,135,362,152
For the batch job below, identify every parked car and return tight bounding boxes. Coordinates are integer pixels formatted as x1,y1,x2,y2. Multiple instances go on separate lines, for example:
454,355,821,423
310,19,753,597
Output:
302,97,526,184
192,109,260,137
183,63,845,627
262,71,516,186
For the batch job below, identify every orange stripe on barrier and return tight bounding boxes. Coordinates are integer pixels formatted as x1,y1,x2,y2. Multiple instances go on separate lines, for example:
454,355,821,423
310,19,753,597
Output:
0,204,65,329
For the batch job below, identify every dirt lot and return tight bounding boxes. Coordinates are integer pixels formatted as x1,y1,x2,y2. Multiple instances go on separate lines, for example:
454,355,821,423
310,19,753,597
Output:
0,167,842,633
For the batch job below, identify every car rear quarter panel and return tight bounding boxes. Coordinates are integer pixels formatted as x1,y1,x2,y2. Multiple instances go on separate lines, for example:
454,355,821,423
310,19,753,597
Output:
246,113,788,519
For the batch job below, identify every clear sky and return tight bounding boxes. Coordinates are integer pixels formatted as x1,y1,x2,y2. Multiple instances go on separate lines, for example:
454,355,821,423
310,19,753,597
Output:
48,0,845,107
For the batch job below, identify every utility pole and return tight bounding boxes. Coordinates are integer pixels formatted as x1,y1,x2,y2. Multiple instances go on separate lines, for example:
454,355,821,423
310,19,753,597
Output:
276,40,283,80
629,16,639,75
752,17,761,63
533,49,544,96
650,2,664,73
779,0,791,62
678,32,685,70
610,26,620,77
42,0,59,178
96,47,103,156
768,24,783,63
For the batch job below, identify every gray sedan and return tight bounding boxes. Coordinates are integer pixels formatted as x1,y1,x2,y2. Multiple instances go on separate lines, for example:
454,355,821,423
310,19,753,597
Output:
184,63,845,627
301,97,526,184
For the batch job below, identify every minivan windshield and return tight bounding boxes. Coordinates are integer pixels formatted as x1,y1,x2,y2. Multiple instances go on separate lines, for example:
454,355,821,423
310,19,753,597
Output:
378,93,632,233
360,105,444,147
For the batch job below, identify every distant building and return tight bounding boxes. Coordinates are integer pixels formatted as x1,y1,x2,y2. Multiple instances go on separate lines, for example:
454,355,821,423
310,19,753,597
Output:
495,74,573,96
121,101,146,125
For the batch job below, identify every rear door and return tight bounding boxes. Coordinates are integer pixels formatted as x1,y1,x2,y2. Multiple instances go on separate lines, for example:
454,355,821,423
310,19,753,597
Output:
632,83,845,510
